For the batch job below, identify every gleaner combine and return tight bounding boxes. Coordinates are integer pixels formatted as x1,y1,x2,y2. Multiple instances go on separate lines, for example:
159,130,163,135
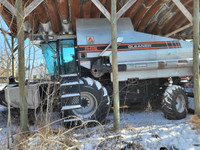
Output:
0,18,195,123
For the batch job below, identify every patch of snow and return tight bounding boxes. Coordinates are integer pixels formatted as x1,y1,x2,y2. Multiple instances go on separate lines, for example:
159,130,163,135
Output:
79,79,84,84
73,109,199,150
0,83,7,91
0,105,8,150
185,88,194,93
61,93,80,98
188,97,194,110
0,127,7,149
94,80,102,90
0,105,7,112
107,96,110,105
103,87,108,97
83,143,93,150
164,85,180,98
84,77,93,86
164,97,171,104
0,105,199,150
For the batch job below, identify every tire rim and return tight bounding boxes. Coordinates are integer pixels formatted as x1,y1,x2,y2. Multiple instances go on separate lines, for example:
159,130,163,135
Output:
72,92,97,119
176,94,186,113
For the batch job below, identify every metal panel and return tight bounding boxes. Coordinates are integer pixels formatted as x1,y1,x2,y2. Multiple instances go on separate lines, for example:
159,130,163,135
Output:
112,67,194,81
4,84,40,109
76,18,134,45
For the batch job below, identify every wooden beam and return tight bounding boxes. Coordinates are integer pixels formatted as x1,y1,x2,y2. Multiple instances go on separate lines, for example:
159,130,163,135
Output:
91,0,111,21
24,0,44,18
0,0,16,16
165,23,192,37
166,12,200,37
116,0,136,20
172,0,193,23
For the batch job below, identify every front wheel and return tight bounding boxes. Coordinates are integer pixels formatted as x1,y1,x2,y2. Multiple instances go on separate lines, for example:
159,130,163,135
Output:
162,85,188,120
68,77,110,123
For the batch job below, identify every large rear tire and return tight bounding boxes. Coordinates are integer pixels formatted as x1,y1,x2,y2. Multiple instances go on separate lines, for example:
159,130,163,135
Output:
68,77,110,123
162,85,188,120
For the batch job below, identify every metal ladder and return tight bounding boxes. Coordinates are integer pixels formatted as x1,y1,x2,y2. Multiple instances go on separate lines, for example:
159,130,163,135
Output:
60,73,82,123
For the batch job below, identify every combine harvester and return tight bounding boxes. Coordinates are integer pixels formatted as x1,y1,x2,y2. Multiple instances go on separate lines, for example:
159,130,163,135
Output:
0,18,196,123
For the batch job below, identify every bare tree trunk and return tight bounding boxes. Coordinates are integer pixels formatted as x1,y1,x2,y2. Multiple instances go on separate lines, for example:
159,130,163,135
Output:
6,63,11,148
16,0,29,132
45,82,50,137
5,44,11,149
11,36,15,77
193,0,200,117
111,0,120,131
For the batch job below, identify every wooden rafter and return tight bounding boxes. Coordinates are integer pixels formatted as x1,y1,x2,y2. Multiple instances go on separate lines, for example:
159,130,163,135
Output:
24,0,44,18
0,0,44,18
92,0,137,21
116,0,137,20
91,0,111,21
0,0,16,16
165,23,193,37
167,0,193,37
172,0,192,23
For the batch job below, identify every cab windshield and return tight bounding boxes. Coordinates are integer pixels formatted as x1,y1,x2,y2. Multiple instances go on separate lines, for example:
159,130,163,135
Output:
41,40,76,76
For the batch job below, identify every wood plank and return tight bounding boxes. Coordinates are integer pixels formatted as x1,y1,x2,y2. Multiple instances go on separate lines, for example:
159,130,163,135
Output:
116,0,136,20
91,0,111,21
24,0,44,18
165,23,192,37
172,0,192,23
0,0,16,16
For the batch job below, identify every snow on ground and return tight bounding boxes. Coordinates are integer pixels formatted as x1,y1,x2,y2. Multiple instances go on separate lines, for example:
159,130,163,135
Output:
0,105,8,149
75,109,200,150
112,110,199,150
0,104,200,150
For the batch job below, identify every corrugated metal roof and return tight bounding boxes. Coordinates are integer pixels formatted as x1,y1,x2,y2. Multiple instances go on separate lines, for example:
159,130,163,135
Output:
0,0,196,38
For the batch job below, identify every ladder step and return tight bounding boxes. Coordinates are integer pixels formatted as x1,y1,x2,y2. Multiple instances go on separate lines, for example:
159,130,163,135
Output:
61,93,80,98
64,118,81,123
61,105,82,111
60,82,79,86
60,74,78,77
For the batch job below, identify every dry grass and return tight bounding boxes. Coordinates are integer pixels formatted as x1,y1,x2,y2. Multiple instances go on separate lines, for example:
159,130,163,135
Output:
190,115,200,131
8,117,138,150
9,116,106,150
11,127,77,149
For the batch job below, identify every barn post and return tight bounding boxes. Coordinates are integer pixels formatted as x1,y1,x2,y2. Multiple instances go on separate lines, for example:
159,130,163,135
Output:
111,0,120,131
193,0,200,117
16,0,29,132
